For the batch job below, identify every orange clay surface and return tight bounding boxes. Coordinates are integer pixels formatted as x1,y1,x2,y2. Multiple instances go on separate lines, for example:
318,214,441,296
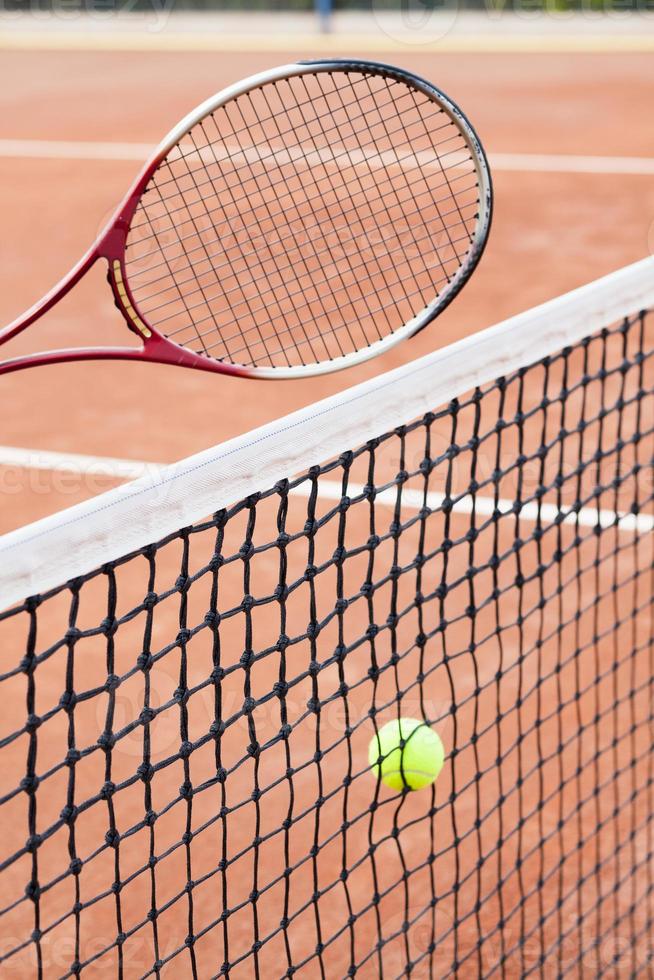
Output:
0,41,653,979
0,49,652,531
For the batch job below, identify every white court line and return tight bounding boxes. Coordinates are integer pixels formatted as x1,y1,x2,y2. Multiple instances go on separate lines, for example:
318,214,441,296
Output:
2,445,651,535
0,139,653,176
0,445,160,480
0,139,154,162
490,152,654,176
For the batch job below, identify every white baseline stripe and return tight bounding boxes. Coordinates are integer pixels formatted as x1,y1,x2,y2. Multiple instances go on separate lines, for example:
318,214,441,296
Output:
0,139,153,162
490,152,654,176
0,256,653,614
1,447,650,539
0,445,160,480
0,139,653,177
294,480,654,535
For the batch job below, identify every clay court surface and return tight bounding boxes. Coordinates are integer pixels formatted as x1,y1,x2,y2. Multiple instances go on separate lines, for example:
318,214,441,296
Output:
0,37,652,529
0,23,653,978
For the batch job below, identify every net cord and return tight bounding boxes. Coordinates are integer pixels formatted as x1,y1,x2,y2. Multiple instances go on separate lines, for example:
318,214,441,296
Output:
1,255,652,610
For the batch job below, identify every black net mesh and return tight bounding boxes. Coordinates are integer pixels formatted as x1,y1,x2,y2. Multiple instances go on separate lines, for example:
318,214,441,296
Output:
0,310,652,977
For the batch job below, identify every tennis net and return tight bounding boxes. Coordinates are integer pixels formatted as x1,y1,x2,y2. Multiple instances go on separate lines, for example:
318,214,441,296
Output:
0,257,653,978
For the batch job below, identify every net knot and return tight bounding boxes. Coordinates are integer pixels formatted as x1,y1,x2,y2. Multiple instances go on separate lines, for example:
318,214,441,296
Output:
137,763,155,784
20,774,39,794
25,880,41,901
60,691,78,711
100,617,118,637
25,834,43,854
209,553,225,572
306,620,321,640
179,780,193,801
332,545,347,563
105,673,121,692
60,804,78,825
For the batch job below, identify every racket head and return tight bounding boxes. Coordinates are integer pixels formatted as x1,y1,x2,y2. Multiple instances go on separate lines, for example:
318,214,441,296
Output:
103,59,493,379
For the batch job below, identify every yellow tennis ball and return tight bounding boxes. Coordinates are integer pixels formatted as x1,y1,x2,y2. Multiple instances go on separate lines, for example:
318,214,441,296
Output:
368,717,444,792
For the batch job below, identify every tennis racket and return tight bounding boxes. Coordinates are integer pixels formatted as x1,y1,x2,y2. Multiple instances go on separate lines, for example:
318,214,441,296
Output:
0,59,492,378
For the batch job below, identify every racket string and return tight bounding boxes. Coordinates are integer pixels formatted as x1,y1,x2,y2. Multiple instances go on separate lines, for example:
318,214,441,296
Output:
239,79,356,364
134,193,478,334
140,213,476,360
189,229,473,365
386,76,469,284
276,73,395,352
140,75,434,202
337,72,449,317
125,68,484,369
125,107,461,272
192,113,302,366
128,144,479,302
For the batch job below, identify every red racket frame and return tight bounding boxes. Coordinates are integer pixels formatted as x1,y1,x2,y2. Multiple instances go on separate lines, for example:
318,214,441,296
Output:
0,60,492,378
0,143,250,378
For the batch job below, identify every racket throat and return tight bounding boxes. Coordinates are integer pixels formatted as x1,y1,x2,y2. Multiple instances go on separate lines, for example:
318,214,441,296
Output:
108,260,152,340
